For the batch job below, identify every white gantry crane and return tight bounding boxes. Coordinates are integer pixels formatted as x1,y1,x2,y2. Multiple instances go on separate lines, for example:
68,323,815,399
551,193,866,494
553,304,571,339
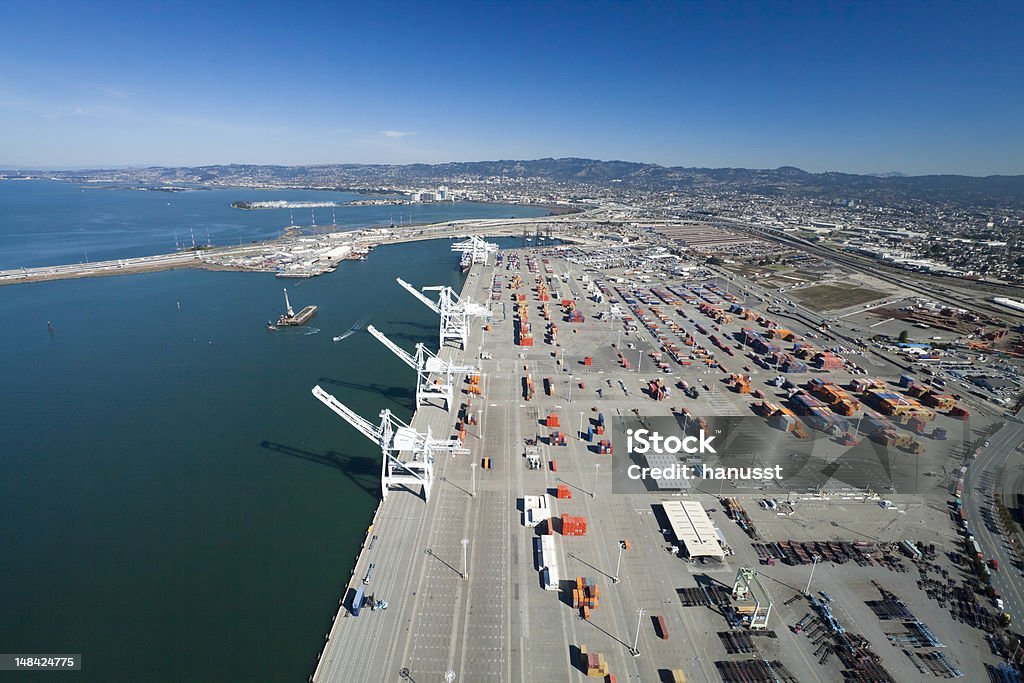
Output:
396,277,492,350
366,325,476,410
732,566,773,630
451,235,498,265
312,385,468,502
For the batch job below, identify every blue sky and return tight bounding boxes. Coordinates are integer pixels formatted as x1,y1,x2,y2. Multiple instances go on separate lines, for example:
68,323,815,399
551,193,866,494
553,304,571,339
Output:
1,1,1021,174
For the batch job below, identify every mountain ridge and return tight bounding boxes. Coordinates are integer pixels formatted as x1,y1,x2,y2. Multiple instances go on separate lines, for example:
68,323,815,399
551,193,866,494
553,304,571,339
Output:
8,157,1024,208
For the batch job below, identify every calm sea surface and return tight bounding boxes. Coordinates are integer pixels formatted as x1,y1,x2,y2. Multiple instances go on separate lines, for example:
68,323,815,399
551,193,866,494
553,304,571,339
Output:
0,180,545,681
0,179,547,270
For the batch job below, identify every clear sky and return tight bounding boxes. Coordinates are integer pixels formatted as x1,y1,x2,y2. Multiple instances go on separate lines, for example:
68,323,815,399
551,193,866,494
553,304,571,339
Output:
1,1,1021,175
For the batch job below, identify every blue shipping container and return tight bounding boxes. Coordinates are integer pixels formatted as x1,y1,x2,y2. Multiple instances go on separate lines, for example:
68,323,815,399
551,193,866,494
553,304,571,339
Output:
351,585,365,617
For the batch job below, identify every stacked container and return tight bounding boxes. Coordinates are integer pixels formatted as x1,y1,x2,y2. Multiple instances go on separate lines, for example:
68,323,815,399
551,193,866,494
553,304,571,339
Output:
561,515,587,535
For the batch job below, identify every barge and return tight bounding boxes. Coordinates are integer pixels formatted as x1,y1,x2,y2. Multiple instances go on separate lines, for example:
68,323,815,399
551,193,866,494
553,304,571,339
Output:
269,288,317,329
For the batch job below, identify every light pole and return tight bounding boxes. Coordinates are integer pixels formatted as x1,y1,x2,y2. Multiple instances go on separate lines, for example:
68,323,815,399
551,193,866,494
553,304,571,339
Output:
592,463,600,498
888,510,906,546
579,412,584,441
613,541,626,584
804,555,819,596
631,607,645,657
470,463,476,497
462,538,469,580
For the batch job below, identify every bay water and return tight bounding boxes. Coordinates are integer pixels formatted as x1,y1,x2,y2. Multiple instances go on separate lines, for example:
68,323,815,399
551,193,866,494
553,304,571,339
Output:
0,181,544,681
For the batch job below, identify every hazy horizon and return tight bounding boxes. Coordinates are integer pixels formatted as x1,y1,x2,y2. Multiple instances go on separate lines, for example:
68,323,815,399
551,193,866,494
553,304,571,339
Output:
2,157,1021,180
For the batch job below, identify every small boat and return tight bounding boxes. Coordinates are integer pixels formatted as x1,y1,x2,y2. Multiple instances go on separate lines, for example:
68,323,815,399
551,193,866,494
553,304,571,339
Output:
266,321,278,331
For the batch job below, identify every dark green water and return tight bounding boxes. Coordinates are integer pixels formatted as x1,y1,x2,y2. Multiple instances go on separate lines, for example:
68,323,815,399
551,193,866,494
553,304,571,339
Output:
0,239,467,681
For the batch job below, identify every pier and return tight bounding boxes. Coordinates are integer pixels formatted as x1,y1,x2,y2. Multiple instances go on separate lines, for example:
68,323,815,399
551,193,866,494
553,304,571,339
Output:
0,213,597,287
306,249,734,683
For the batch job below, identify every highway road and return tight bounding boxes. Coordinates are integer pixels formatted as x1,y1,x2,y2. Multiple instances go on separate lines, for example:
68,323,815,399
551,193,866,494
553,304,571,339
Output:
961,406,1024,625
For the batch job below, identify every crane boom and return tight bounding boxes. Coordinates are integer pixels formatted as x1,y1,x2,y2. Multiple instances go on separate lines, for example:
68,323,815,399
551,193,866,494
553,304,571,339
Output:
451,235,498,265
397,277,441,314
312,384,470,501
367,325,417,369
312,385,380,443
422,285,491,318
398,277,492,349
367,325,476,409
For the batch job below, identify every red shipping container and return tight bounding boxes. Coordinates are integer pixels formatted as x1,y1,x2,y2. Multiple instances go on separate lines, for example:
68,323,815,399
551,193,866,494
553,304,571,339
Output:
655,615,669,639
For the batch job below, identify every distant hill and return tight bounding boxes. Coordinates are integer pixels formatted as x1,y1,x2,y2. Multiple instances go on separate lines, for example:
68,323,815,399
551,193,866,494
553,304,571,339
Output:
395,159,1024,207
16,158,1024,209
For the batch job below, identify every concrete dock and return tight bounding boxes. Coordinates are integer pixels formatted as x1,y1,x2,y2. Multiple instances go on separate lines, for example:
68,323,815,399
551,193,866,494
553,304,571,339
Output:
309,254,787,682
307,241,1009,683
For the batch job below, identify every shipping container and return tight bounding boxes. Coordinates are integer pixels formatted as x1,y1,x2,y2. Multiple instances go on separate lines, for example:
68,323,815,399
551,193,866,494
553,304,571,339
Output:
350,585,365,617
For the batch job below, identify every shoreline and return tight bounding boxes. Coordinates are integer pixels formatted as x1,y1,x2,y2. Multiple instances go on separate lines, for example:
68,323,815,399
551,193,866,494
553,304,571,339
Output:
0,215,588,287
1,178,585,217
308,257,478,683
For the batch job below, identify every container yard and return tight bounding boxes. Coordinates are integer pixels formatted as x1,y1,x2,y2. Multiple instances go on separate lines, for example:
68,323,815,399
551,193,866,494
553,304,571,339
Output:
307,238,1021,683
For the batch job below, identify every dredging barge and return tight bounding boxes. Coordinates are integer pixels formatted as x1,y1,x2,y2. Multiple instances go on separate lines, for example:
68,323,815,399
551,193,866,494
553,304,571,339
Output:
268,288,317,329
